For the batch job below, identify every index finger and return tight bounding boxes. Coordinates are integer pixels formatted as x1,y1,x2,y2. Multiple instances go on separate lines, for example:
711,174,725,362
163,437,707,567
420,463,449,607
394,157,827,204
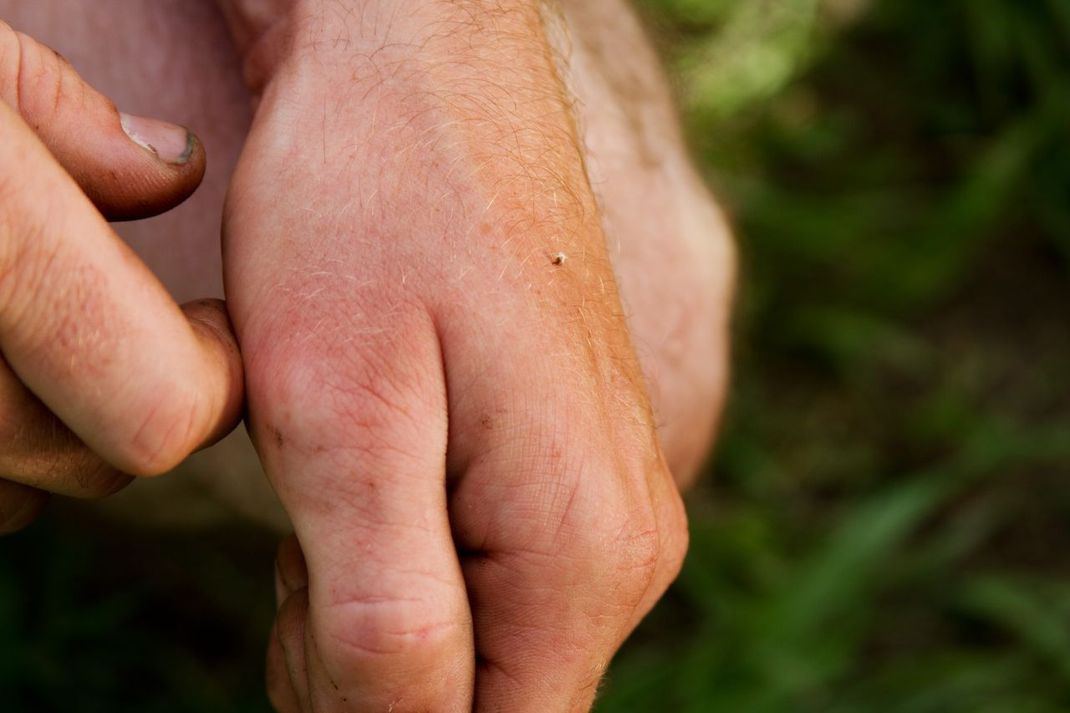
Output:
0,99,242,476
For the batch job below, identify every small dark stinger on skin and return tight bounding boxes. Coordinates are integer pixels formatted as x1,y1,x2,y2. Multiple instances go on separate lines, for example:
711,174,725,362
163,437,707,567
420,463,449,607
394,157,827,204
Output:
266,424,284,448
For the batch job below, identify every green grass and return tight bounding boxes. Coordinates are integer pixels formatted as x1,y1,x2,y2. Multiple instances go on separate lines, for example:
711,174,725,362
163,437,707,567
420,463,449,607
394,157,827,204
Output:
2,0,1070,710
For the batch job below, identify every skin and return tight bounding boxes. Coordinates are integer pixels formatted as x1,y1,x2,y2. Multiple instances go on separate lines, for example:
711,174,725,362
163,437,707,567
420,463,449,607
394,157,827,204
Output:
0,19,244,530
0,0,735,710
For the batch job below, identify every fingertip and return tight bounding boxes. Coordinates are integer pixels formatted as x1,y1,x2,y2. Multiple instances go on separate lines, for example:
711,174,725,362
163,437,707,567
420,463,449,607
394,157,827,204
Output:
275,535,309,607
276,588,312,710
182,298,237,344
181,299,245,450
79,112,208,222
267,617,307,713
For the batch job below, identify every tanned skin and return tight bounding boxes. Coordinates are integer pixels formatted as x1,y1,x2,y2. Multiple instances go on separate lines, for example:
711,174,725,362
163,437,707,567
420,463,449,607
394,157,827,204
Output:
0,1,734,710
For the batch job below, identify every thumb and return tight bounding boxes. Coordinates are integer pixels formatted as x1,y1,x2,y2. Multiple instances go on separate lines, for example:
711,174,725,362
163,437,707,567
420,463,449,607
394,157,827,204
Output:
0,20,206,220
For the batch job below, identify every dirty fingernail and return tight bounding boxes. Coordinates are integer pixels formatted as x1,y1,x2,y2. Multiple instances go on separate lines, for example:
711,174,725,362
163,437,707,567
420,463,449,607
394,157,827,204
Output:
120,112,195,165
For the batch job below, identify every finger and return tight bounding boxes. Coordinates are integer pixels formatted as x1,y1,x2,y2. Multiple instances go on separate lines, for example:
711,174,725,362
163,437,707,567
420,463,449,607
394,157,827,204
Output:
0,302,240,497
0,478,47,534
441,323,688,712
453,433,659,711
274,534,308,611
0,102,244,477
266,631,304,713
0,20,206,220
269,538,310,712
268,595,311,713
245,311,473,711
180,299,246,450
626,460,689,630
0,355,130,498
278,590,313,711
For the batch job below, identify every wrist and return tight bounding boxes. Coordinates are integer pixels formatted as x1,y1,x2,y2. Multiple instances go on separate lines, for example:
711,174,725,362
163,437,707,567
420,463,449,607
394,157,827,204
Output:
218,0,547,94
224,0,605,261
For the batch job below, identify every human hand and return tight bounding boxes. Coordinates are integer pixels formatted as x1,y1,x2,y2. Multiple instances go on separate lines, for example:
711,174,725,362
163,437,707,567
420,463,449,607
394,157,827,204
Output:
0,22,244,532
220,2,689,710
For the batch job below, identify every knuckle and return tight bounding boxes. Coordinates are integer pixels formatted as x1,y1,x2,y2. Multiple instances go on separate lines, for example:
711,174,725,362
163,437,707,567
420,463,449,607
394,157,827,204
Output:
627,463,690,593
659,492,690,584
614,514,663,579
490,432,659,546
481,410,689,602
326,592,460,661
569,461,687,601
600,507,665,605
247,311,441,455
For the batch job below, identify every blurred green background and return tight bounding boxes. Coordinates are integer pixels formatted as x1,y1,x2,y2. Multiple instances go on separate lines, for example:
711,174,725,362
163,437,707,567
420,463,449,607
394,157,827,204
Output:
2,0,1069,710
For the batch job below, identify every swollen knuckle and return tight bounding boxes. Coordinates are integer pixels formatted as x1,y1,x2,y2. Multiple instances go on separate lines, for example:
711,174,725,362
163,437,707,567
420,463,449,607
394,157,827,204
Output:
257,355,415,449
248,316,439,455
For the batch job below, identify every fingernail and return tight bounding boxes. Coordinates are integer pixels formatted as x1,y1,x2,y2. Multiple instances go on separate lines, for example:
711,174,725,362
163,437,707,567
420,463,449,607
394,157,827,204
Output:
120,112,195,165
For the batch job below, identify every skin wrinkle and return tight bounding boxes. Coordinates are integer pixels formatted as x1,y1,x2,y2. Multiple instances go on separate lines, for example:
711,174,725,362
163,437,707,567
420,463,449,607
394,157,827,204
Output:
464,551,626,691
325,601,463,658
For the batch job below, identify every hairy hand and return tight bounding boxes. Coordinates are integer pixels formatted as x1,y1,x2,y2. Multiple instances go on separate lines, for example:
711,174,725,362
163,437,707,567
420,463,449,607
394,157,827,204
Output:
0,21,244,531
222,2,688,710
